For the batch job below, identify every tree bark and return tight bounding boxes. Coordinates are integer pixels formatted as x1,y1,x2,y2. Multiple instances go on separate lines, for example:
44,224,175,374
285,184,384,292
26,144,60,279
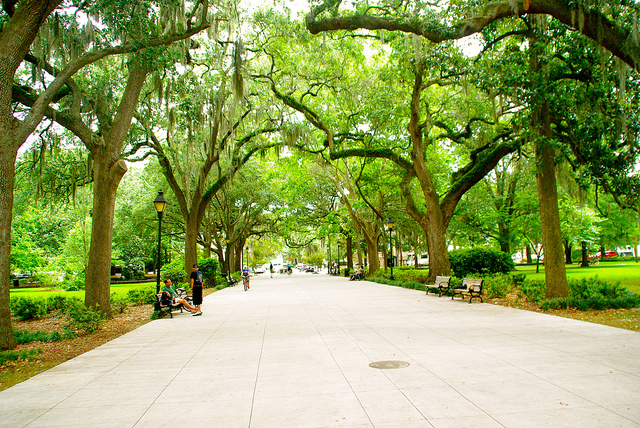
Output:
533,97,568,298
184,211,200,273
363,234,380,273
0,0,62,350
564,239,572,264
580,241,590,267
346,235,353,271
0,146,17,350
84,63,149,314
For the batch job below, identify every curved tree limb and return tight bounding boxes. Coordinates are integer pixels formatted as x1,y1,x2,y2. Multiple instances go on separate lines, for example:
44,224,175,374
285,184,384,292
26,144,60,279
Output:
306,0,640,70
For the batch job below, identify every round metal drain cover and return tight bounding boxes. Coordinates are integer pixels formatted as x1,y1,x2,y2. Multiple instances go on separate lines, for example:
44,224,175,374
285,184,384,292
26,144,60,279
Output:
369,360,410,369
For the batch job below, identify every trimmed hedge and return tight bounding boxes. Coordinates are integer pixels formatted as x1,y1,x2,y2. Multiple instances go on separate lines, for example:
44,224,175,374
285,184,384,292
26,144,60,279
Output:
449,247,514,277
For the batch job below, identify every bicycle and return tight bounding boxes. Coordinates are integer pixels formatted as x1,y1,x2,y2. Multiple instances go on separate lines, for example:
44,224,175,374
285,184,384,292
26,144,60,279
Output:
242,275,250,291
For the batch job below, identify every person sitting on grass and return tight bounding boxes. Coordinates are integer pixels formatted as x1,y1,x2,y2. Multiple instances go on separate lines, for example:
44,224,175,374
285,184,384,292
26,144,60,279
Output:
161,279,199,314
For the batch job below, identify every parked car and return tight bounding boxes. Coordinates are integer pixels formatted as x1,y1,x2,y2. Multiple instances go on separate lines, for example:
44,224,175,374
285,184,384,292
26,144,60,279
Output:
594,250,618,258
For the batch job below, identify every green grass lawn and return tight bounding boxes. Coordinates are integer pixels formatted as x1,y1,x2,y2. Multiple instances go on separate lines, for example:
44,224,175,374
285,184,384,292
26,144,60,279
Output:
9,282,156,300
514,261,640,294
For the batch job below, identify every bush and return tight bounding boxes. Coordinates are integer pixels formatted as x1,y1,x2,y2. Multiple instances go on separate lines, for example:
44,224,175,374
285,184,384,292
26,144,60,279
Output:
14,329,63,344
46,295,69,312
0,348,42,365
63,275,85,291
539,277,640,311
449,247,515,278
162,258,187,283
482,274,512,299
63,300,105,335
198,258,220,287
516,279,546,303
127,286,156,305
403,281,427,291
11,297,47,320
110,292,129,314
36,271,62,288
387,267,431,284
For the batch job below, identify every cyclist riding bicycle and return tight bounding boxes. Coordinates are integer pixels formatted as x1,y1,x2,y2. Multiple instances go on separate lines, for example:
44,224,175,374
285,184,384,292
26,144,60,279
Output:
241,265,250,291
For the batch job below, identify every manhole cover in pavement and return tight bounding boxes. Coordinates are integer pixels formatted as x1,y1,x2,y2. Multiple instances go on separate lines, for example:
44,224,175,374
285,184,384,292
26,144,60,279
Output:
369,360,410,369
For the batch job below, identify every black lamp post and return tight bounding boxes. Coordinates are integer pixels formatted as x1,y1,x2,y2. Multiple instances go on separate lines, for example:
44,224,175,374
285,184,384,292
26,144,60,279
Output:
386,217,394,280
153,190,168,293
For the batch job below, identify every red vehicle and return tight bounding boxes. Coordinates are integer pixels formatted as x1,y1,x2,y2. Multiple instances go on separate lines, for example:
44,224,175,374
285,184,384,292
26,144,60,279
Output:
594,250,618,258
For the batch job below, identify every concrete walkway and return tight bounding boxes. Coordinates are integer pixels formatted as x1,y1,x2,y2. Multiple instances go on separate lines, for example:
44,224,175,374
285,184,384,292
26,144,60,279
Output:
1,273,640,427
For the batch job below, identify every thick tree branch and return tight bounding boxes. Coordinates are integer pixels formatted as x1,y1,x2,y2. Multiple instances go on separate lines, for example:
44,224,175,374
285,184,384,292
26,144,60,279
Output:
306,0,640,70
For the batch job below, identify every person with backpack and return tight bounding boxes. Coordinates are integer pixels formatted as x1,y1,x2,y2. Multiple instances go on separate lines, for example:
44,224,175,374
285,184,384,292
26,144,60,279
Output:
190,264,203,316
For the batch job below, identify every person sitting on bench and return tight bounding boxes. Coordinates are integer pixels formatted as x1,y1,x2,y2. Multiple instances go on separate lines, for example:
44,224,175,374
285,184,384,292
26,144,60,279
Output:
350,267,365,281
161,279,199,314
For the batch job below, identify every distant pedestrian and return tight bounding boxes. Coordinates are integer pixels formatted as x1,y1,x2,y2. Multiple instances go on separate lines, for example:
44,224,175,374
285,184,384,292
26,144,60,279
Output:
190,263,203,316
270,263,273,278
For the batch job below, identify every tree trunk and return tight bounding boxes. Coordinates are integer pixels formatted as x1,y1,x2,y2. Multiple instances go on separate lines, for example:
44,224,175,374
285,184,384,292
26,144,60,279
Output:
84,62,149,315
564,239,572,264
0,0,63,350
234,239,244,272
498,222,511,254
425,219,451,279
184,212,200,274
85,158,127,313
530,38,568,299
526,245,533,264
580,241,590,267
0,145,17,350
534,107,568,298
364,235,380,273
346,235,353,271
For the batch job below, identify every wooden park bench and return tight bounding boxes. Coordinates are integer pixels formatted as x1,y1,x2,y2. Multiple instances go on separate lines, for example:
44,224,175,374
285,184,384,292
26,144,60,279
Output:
222,272,239,286
451,278,484,303
425,276,451,296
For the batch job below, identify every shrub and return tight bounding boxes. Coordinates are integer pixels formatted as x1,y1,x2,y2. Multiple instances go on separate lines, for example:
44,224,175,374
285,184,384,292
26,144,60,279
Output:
14,329,63,344
63,300,105,335
198,258,220,287
163,257,220,286
403,281,427,291
0,348,42,365
539,277,640,311
46,295,69,312
127,286,156,305
388,267,431,284
11,297,47,320
110,292,129,314
36,271,62,288
162,258,187,283
516,279,546,303
482,274,512,299
176,282,190,293
449,247,515,277
63,275,85,291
